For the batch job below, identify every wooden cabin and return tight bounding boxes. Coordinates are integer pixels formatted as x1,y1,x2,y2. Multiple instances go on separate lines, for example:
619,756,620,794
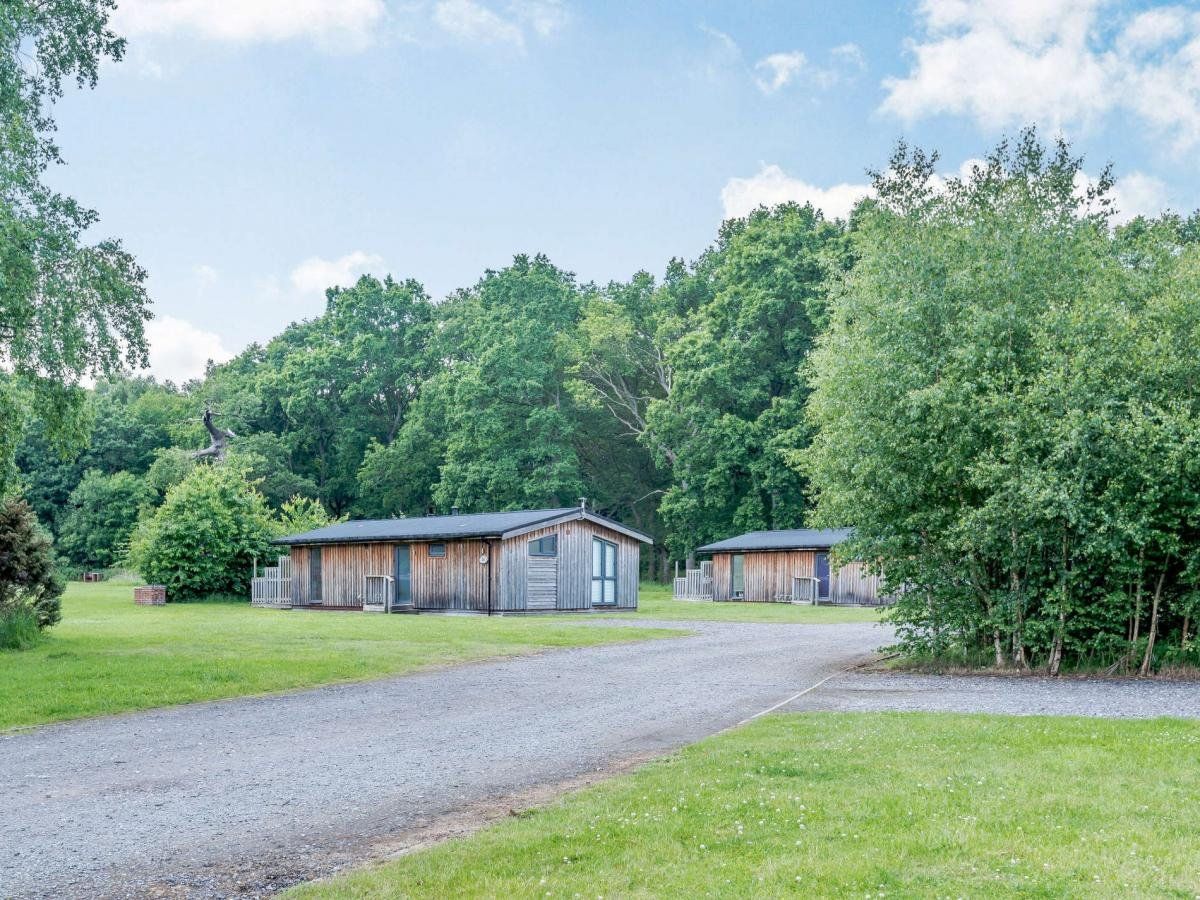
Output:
683,528,887,605
273,504,651,613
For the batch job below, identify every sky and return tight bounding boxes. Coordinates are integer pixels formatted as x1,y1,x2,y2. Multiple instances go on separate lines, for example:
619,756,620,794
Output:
45,0,1200,382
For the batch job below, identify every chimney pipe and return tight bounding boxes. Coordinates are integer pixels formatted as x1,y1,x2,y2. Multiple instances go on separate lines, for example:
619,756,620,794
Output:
579,497,587,510
451,506,460,516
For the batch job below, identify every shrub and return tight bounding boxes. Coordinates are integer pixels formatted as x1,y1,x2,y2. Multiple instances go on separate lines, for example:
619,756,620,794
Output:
127,463,276,600
0,497,64,647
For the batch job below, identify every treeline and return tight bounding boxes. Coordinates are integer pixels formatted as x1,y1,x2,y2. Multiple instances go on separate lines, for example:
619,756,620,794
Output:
18,201,845,580
14,129,1200,672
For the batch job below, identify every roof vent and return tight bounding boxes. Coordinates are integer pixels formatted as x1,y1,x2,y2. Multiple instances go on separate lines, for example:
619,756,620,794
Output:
579,497,587,510
451,506,460,516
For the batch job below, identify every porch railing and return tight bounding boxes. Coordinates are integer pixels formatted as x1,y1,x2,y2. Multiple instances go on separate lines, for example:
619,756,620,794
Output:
251,555,292,608
673,567,714,600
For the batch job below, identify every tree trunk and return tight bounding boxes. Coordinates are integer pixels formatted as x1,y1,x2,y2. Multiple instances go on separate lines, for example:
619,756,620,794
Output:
1182,615,1191,651
1139,569,1168,676
992,627,1005,669
1009,547,1027,668
1048,608,1066,676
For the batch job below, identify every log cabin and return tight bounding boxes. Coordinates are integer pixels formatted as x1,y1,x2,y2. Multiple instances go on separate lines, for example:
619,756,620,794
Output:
682,528,887,605
272,502,651,613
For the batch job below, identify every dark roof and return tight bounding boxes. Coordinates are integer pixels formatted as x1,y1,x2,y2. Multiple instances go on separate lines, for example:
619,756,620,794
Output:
695,528,854,554
274,507,653,546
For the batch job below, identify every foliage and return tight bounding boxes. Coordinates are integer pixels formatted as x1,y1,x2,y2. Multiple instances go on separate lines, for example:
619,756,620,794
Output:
0,1,151,490
290,712,1200,898
0,581,673,729
0,497,64,645
432,255,586,510
274,495,341,537
58,469,150,567
802,129,1200,672
127,463,276,600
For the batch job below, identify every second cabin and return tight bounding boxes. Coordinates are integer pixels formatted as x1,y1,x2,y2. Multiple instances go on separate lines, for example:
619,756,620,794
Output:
676,528,888,605
273,504,651,613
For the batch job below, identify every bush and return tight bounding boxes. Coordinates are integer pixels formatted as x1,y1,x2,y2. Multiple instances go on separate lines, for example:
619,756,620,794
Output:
127,463,276,600
0,497,64,647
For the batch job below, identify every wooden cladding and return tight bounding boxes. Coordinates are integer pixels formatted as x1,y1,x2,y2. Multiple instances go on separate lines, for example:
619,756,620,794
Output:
283,519,640,612
710,550,882,603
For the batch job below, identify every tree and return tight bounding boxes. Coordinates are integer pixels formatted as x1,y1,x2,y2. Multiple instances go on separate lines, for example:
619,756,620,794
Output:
0,497,63,646
59,469,150,568
274,495,340,537
1,2,151,489
800,129,1200,673
432,255,586,510
127,463,276,599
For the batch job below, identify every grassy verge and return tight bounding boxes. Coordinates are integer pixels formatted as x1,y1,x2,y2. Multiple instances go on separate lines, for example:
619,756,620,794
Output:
621,581,885,624
290,712,1200,898
0,582,676,730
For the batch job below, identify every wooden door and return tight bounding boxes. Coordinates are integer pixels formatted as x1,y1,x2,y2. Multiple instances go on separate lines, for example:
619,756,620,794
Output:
814,552,830,599
309,547,322,605
394,544,411,608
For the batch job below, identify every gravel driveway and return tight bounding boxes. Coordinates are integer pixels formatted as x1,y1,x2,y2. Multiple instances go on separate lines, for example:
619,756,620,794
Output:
0,619,884,899
800,671,1200,719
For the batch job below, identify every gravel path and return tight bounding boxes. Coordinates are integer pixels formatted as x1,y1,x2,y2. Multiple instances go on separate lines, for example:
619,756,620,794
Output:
0,619,885,899
798,672,1200,719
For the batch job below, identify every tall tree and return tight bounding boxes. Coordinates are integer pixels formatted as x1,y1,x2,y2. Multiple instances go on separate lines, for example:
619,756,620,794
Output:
1,1,151,488
801,130,1200,673
432,255,586,511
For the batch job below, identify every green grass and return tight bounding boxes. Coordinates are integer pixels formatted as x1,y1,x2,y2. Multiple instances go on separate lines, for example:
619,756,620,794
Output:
621,581,885,623
0,582,676,730
290,712,1200,899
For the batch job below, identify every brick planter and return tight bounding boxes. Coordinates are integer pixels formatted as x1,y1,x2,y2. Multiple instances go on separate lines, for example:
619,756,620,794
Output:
134,585,167,606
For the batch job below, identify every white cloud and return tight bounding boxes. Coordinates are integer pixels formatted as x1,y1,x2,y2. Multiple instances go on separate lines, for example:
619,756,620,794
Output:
753,42,867,94
831,42,867,71
754,52,807,93
510,0,568,38
433,0,565,47
145,316,234,384
721,164,872,220
114,0,386,50
290,251,385,296
883,0,1200,151
434,0,523,46
1095,171,1171,224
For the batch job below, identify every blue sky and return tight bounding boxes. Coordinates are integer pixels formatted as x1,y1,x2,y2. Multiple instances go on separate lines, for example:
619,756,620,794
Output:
46,0,1200,381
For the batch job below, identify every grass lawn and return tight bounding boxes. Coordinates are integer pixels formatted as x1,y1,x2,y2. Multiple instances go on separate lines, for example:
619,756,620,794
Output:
290,712,1200,898
0,581,676,731
623,581,885,624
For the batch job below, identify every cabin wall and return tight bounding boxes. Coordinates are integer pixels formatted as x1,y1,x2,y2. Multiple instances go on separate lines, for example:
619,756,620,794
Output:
710,550,881,602
319,543,393,607
289,546,310,605
499,520,640,611
409,539,496,611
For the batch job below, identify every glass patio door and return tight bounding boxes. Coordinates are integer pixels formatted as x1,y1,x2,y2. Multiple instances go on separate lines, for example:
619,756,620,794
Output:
592,537,617,606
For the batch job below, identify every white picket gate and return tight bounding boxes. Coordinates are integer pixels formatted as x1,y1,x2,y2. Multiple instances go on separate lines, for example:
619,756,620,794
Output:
251,555,293,608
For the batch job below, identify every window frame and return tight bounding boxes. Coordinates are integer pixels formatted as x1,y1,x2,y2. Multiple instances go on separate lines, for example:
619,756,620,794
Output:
591,536,618,606
427,542,447,558
528,534,558,557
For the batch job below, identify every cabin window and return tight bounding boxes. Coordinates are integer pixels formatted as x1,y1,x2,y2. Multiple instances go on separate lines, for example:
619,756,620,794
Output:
428,542,447,558
529,534,558,557
731,554,745,597
591,537,617,605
